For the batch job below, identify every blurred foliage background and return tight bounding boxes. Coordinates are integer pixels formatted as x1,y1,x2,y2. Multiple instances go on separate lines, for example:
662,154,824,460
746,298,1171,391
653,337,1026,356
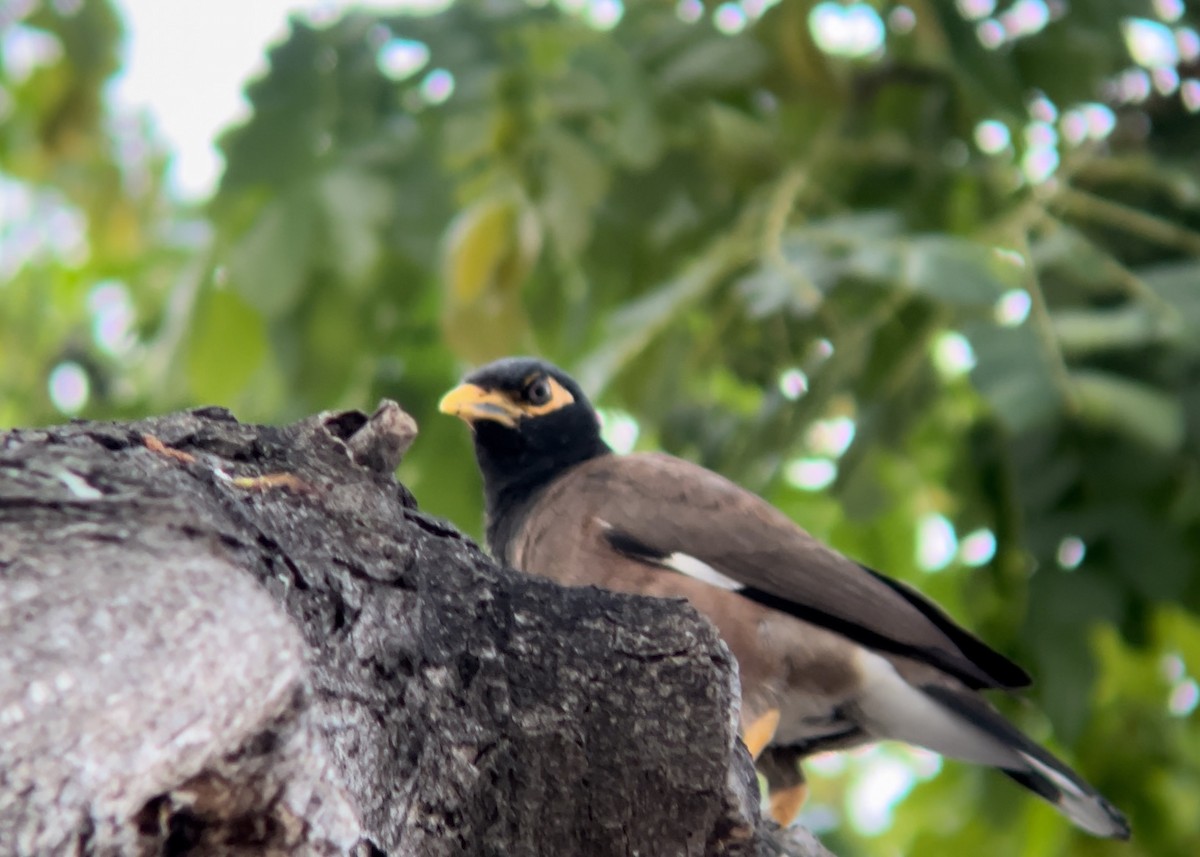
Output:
3,0,1200,854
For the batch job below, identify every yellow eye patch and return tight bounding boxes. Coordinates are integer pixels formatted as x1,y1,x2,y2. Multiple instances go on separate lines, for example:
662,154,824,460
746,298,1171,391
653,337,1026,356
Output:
522,375,575,417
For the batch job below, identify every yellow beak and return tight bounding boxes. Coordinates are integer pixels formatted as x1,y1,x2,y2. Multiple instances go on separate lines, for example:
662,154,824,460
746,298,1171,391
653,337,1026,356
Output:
438,383,522,428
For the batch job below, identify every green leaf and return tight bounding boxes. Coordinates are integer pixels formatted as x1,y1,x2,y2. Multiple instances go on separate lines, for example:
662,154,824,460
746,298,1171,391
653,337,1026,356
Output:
317,166,392,289
577,236,749,393
966,321,1062,432
538,128,609,256
1108,514,1192,602
1030,224,1112,286
705,103,778,172
185,288,269,404
1141,260,1200,330
1025,572,1120,741
736,264,820,318
1052,305,1176,356
546,67,612,115
613,98,665,171
892,237,1023,305
225,190,317,317
656,35,767,92
799,210,905,243
1071,369,1185,453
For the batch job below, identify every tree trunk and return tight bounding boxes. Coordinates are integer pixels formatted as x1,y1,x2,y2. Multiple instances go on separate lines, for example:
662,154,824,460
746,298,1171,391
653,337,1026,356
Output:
0,404,832,857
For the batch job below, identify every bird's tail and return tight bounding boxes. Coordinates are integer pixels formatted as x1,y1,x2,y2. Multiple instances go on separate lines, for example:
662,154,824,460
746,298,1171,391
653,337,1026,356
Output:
923,684,1131,840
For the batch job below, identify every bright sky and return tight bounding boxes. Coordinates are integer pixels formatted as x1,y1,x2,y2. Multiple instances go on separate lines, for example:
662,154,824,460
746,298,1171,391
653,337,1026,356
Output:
109,0,318,199
110,0,453,199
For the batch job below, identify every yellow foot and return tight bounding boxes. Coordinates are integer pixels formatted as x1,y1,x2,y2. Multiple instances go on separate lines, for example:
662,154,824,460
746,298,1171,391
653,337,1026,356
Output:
742,709,781,760
769,782,809,827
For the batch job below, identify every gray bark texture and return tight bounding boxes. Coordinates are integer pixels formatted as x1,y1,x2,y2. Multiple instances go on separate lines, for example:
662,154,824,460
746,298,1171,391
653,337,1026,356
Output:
0,404,834,857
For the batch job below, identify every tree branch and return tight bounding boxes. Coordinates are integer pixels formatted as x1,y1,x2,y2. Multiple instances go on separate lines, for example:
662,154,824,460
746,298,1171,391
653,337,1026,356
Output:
0,404,832,857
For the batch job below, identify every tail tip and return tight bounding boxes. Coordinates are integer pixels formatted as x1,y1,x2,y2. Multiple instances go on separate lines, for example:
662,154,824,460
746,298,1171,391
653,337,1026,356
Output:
1065,792,1130,840
1098,799,1131,841
1007,760,1131,839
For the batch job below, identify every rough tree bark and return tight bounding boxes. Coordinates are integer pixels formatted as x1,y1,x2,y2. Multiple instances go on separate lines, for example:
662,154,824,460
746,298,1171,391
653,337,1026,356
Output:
0,404,834,857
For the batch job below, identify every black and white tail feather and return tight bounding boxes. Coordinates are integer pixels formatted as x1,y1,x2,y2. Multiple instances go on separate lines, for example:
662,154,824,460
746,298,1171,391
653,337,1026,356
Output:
924,684,1130,839
648,544,1131,840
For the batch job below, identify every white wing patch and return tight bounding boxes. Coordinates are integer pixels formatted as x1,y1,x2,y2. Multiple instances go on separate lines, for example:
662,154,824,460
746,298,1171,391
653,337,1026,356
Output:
594,517,744,591
663,552,745,591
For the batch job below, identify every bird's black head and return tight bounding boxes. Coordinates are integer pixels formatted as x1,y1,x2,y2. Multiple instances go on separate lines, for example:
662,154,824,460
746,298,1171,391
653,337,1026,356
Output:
439,357,610,541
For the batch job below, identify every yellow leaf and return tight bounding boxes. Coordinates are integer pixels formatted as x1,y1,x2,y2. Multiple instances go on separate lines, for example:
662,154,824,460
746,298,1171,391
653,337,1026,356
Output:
443,195,515,305
440,191,542,363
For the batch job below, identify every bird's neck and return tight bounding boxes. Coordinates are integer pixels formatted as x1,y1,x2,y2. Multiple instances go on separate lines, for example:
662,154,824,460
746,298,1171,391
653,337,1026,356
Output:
478,434,609,563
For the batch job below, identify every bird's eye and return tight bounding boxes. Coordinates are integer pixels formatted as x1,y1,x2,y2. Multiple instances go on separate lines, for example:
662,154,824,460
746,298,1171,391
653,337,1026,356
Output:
526,378,552,406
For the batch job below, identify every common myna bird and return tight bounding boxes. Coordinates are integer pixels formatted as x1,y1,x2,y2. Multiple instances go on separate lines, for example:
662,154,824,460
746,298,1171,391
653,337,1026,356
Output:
439,356,1130,839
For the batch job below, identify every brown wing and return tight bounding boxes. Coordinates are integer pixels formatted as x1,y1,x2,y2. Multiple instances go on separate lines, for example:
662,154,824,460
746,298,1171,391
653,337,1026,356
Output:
522,452,1029,691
